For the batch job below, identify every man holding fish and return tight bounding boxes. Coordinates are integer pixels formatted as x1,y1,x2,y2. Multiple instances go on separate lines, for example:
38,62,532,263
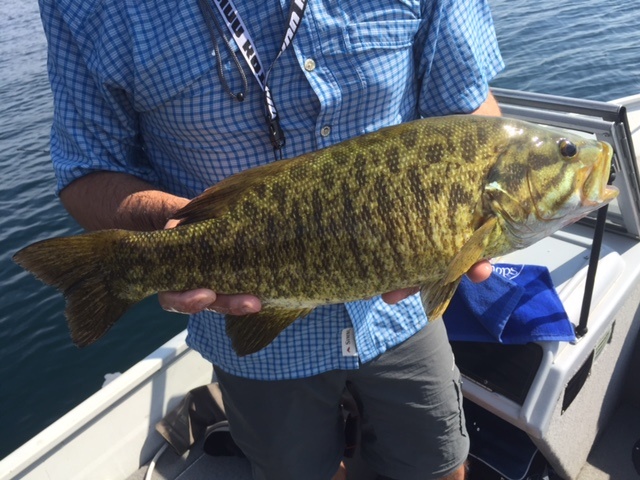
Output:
34,0,506,478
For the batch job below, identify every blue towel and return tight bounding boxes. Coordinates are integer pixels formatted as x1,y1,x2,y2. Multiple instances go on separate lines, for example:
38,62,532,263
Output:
443,264,576,344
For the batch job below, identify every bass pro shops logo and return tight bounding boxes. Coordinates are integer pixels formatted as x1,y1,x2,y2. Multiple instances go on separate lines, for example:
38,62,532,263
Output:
492,264,525,281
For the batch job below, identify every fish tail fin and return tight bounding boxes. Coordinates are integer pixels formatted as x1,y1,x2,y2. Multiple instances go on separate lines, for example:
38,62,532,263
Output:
226,307,315,356
13,230,134,347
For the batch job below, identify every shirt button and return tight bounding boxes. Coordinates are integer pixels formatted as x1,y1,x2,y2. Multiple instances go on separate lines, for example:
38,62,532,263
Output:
320,125,331,137
304,58,316,72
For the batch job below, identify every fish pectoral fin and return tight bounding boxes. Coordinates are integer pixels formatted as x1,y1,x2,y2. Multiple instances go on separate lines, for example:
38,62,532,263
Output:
421,217,498,319
420,278,462,319
225,306,315,356
442,217,498,284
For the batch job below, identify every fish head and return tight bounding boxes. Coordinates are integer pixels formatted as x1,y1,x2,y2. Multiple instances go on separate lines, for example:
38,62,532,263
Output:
484,121,619,249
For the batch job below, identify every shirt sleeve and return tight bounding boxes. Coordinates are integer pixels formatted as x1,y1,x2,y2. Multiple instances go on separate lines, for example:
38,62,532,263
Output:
414,0,505,117
39,0,159,194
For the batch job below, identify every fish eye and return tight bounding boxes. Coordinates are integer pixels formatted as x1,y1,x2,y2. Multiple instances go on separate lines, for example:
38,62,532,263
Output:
559,139,578,158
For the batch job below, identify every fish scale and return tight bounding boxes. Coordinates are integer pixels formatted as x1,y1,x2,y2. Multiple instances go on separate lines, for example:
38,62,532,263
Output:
13,115,618,356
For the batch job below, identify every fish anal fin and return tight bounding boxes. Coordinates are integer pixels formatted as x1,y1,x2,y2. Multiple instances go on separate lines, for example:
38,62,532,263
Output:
443,217,498,284
173,157,299,225
225,306,314,356
420,278,462,319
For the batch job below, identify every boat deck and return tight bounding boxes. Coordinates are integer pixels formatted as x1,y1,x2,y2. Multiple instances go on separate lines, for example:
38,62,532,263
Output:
127,436,252,480
129,399,640,480
126,437,386,480
578,401,640,479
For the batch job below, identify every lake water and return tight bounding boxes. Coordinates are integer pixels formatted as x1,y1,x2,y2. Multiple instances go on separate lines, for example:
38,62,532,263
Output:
0,0,638,461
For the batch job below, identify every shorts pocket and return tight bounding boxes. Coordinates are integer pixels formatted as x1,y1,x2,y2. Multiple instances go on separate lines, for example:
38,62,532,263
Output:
453,378,468,437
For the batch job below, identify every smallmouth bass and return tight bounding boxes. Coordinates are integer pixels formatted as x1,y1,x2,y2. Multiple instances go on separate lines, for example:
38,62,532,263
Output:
13,115,618,356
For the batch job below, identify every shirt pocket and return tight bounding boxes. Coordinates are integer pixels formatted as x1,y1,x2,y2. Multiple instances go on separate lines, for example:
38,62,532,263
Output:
337,18,422,128
344,19,421,52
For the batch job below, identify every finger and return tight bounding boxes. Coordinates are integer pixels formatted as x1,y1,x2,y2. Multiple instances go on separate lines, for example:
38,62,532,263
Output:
164,218,181,229
381,287,420,305
466,260,493,283
207,294,262,316
158,289,218,314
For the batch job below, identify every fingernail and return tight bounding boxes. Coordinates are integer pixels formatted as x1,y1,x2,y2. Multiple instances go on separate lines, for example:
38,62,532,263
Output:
163,307,186,314
239,302,260,315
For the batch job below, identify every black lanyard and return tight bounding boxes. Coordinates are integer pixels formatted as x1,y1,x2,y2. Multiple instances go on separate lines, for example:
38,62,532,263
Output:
198,0,308,156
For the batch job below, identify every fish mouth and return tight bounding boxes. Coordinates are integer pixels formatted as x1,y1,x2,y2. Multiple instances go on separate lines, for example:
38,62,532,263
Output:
581,141,619,206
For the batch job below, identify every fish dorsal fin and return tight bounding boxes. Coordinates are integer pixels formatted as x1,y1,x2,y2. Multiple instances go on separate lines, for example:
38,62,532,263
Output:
225,306,315,356
173,156,299,225
442,216,498,284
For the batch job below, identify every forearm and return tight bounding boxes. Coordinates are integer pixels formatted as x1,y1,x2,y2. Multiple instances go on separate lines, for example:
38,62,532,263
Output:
59,172,189,232
471,90,501,117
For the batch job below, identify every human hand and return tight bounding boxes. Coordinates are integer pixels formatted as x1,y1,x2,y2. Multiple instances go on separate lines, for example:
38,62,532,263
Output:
157,219,262,316
381,259,493,305
158,289,262,315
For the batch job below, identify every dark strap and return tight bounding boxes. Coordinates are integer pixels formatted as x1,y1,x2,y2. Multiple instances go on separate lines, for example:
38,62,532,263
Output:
202,0,308,153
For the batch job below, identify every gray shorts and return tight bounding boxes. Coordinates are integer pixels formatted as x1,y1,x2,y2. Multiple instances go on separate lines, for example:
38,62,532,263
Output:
214,320,468,480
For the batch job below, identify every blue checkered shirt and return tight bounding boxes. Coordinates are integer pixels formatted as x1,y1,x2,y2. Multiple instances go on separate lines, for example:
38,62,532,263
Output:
41,0,503,379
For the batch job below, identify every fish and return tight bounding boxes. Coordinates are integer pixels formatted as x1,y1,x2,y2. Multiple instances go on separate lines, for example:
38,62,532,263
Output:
13,115,618,356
